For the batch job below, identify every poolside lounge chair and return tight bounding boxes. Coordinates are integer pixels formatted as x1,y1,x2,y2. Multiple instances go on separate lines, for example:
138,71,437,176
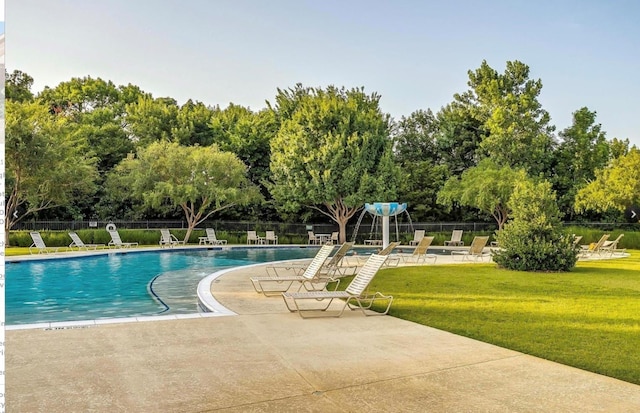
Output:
159,228,185,248
579,234,610,258
251,245,336,296
199,228,227,245
444,230,464,246
68,232,105,250
267,242,357,277
395,236,437,264
599,234,624,257
247,230,260,245
264,231,278,245
451,236,490,261
29,232,60,254
282,253,393,318
409,229,425,246
108,230,139,249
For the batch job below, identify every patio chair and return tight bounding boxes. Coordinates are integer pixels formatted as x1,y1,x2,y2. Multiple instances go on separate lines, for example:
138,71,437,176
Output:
159,228,185,248
282,253,393,318
396,236,437,264
308,231,320,245
330,231,339,244
29,232,60,254
444,230,464,246
409,229,425,246
199,228,227,245
579,234,610,258
264,230,278,245
68,232,104,250
108,230,139,249
247,230,260,245
451,236,490,261
251,245,336,296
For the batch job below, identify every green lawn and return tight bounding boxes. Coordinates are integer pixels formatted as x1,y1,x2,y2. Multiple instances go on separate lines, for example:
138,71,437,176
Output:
368,251,640,385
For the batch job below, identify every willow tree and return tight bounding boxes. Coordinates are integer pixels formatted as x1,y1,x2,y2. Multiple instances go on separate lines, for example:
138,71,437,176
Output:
110,141,262,241
268,85,403,243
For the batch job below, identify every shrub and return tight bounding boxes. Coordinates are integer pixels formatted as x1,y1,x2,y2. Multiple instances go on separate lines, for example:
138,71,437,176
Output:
493,180,578,272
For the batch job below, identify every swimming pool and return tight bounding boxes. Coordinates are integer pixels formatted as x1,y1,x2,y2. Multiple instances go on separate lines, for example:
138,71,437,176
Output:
5,247,321,326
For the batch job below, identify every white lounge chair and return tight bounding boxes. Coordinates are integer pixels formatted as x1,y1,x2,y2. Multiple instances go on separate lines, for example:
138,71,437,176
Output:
29,232,60,254
600,234,625,257
409,229,425,246
108,230,139,249
282,253,393,318
251,245,336,296
395,236,437,264
199,228,227,245
444,230,464,246
68,232,104,250
451,236,490,261
159,228,184,248
579,234,610,258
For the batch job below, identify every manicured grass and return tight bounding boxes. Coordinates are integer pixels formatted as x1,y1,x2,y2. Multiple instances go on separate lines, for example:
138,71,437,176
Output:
365,251,640,385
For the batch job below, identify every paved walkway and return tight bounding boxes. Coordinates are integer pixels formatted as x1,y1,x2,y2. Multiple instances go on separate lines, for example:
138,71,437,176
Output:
6,250,640,412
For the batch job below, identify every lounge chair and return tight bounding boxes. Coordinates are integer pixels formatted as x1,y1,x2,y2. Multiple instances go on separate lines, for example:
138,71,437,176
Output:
444,230,464,246
396,236,437,264
409,229,425,246
267,242,357,277
264,231,278,245
247,230,260,245
199,228,227,245
251,245,336,296
108,230,139,249
579,234,610,258
599,234,624,257
451,236,490,261
68,232,105,250
29,232,60,254
159,228,185,248
282,253,393,318
348,241,401,267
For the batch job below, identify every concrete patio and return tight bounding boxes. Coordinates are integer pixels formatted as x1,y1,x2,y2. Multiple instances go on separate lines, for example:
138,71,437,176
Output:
6,254,640,412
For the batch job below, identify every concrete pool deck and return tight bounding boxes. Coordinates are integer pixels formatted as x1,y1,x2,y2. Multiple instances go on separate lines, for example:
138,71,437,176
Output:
6,248,640,412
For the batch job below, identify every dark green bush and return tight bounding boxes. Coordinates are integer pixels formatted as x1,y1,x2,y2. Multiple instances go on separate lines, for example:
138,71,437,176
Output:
492,179,578,272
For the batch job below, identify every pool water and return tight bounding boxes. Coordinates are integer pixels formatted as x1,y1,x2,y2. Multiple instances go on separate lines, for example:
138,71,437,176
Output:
5,247,320,326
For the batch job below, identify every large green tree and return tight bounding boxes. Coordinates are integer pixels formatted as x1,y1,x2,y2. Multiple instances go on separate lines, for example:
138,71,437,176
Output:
392,110,448,221
110,141,262,241
574,148,640,215
455,60,556,176
269,85,404,242
4,100,98,244
437,159,526,230
5,69,35,102
552,107,610,219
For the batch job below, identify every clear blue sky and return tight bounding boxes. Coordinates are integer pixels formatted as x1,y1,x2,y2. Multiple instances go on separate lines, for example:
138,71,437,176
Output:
6,0,640,147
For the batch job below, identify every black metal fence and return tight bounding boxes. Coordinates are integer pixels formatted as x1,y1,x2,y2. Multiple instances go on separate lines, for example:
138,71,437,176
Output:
11,219,636,235
11,219,497,235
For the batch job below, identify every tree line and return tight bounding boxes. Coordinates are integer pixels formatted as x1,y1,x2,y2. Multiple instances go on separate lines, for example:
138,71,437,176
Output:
5,59,640,245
